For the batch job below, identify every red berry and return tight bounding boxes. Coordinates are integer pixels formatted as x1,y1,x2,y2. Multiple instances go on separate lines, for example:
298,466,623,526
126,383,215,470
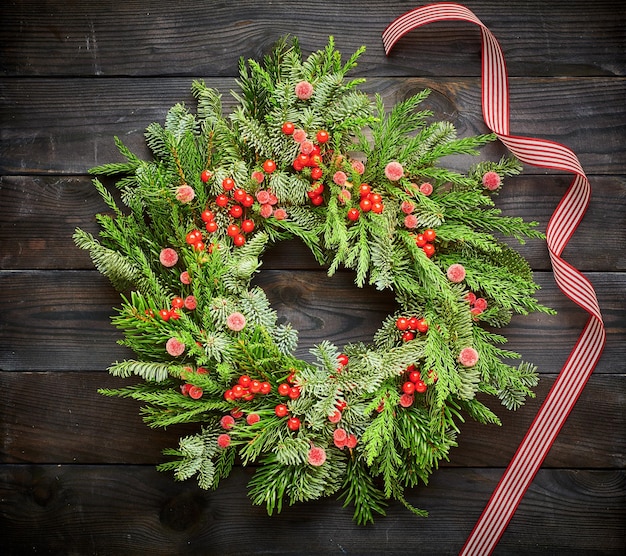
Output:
310,195,324,206
205,221,218,233
311,167,323,180
399,393,414,407
274,404,289,418
316,130,329,143
238,375,251,388
188,386,203,399
233,188,247,203
186,229,202,244
278,383,290,396
200,170,212,183
423,228,437,242
222,177,235,191
415,234,427,247
159,309,171,321
415,380,428,393
416,318,429,333
241,219,255,233
408,370,421,383
359,184,371,198
335,400,347,412
193,241,205,252
337,353,349,366
263,159,277,173
232,384,245,398
288,386,301,399
216,194,229,207
359,198,372,212
347,208,360,221
328,409,342,423
407,317,419,330
402,381,415,395
423,243,435,258
371,202,383,214
227,224,240,237
249,380,261,393
180,383,191,396
370,193,382,204
396,317,409,331
171,297,184,309
259,382,272,395
293,159,304,171
201,209,214,222
282,121,295,135
287,417,301,431
242,194,255,207
229,205,243,218
233,234,246,247
401,331,415,342
224,389,235,401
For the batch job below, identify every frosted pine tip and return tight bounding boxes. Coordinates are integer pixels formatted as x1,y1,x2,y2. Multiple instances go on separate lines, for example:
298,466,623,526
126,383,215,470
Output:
482,171,502,191
384,161,404,181
246,413,260,426
179,271,191,284
447,263,467,283
458,347,479,367
165,337,185,357
295,80,314,100
175,184,195,203
226,312,246,332
184,295,197,310
159,247,178,267
307,446,327,466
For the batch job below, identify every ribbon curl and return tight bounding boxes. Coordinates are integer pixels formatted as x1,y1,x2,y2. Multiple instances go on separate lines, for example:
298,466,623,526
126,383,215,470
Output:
383,4,606,554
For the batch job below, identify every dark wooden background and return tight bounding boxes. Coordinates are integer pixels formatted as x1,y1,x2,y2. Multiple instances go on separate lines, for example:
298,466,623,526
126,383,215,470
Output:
1,1,624,554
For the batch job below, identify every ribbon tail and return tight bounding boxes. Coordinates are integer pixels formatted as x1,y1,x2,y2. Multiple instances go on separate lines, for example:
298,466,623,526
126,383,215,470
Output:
383,4,606,555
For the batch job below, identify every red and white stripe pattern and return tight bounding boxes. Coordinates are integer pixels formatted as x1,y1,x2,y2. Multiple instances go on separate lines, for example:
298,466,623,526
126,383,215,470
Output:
383,4,606,554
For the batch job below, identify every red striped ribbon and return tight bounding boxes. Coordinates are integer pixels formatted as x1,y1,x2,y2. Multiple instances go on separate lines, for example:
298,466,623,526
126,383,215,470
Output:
383,3,606,554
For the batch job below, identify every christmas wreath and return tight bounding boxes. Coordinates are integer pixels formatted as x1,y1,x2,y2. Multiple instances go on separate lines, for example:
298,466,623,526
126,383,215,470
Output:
75,37,553,524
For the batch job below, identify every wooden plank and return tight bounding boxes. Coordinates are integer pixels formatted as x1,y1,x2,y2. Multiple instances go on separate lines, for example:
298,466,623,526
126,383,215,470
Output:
1,1,623,78
2,174,624,272
1,371,623,468
1,77,625,175
0,465,624,554
0,269,623,373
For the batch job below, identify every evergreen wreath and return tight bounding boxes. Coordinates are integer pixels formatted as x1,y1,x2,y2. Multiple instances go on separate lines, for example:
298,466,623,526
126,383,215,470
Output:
75,37,554,524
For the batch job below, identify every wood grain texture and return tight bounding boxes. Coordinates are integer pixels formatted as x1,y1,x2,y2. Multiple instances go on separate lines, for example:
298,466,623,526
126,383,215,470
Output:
0,465,624,555
0,0,624,553
1,371,623,468
1,269,624,373
2,77,625,175
1,1,624,78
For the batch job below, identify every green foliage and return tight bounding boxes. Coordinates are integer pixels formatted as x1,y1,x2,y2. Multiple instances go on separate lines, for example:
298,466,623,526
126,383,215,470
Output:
76,37,551,525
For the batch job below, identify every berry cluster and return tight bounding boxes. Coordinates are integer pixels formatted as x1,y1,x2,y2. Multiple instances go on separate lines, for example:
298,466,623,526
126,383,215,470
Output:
179,366,208,400
343,183,385,222
466,292,488,317
395,315,429,342
223,374,272,401
399,365,436,408
145,294,197,322
277,370,301,400
333,427,358,450
414,228,437,258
